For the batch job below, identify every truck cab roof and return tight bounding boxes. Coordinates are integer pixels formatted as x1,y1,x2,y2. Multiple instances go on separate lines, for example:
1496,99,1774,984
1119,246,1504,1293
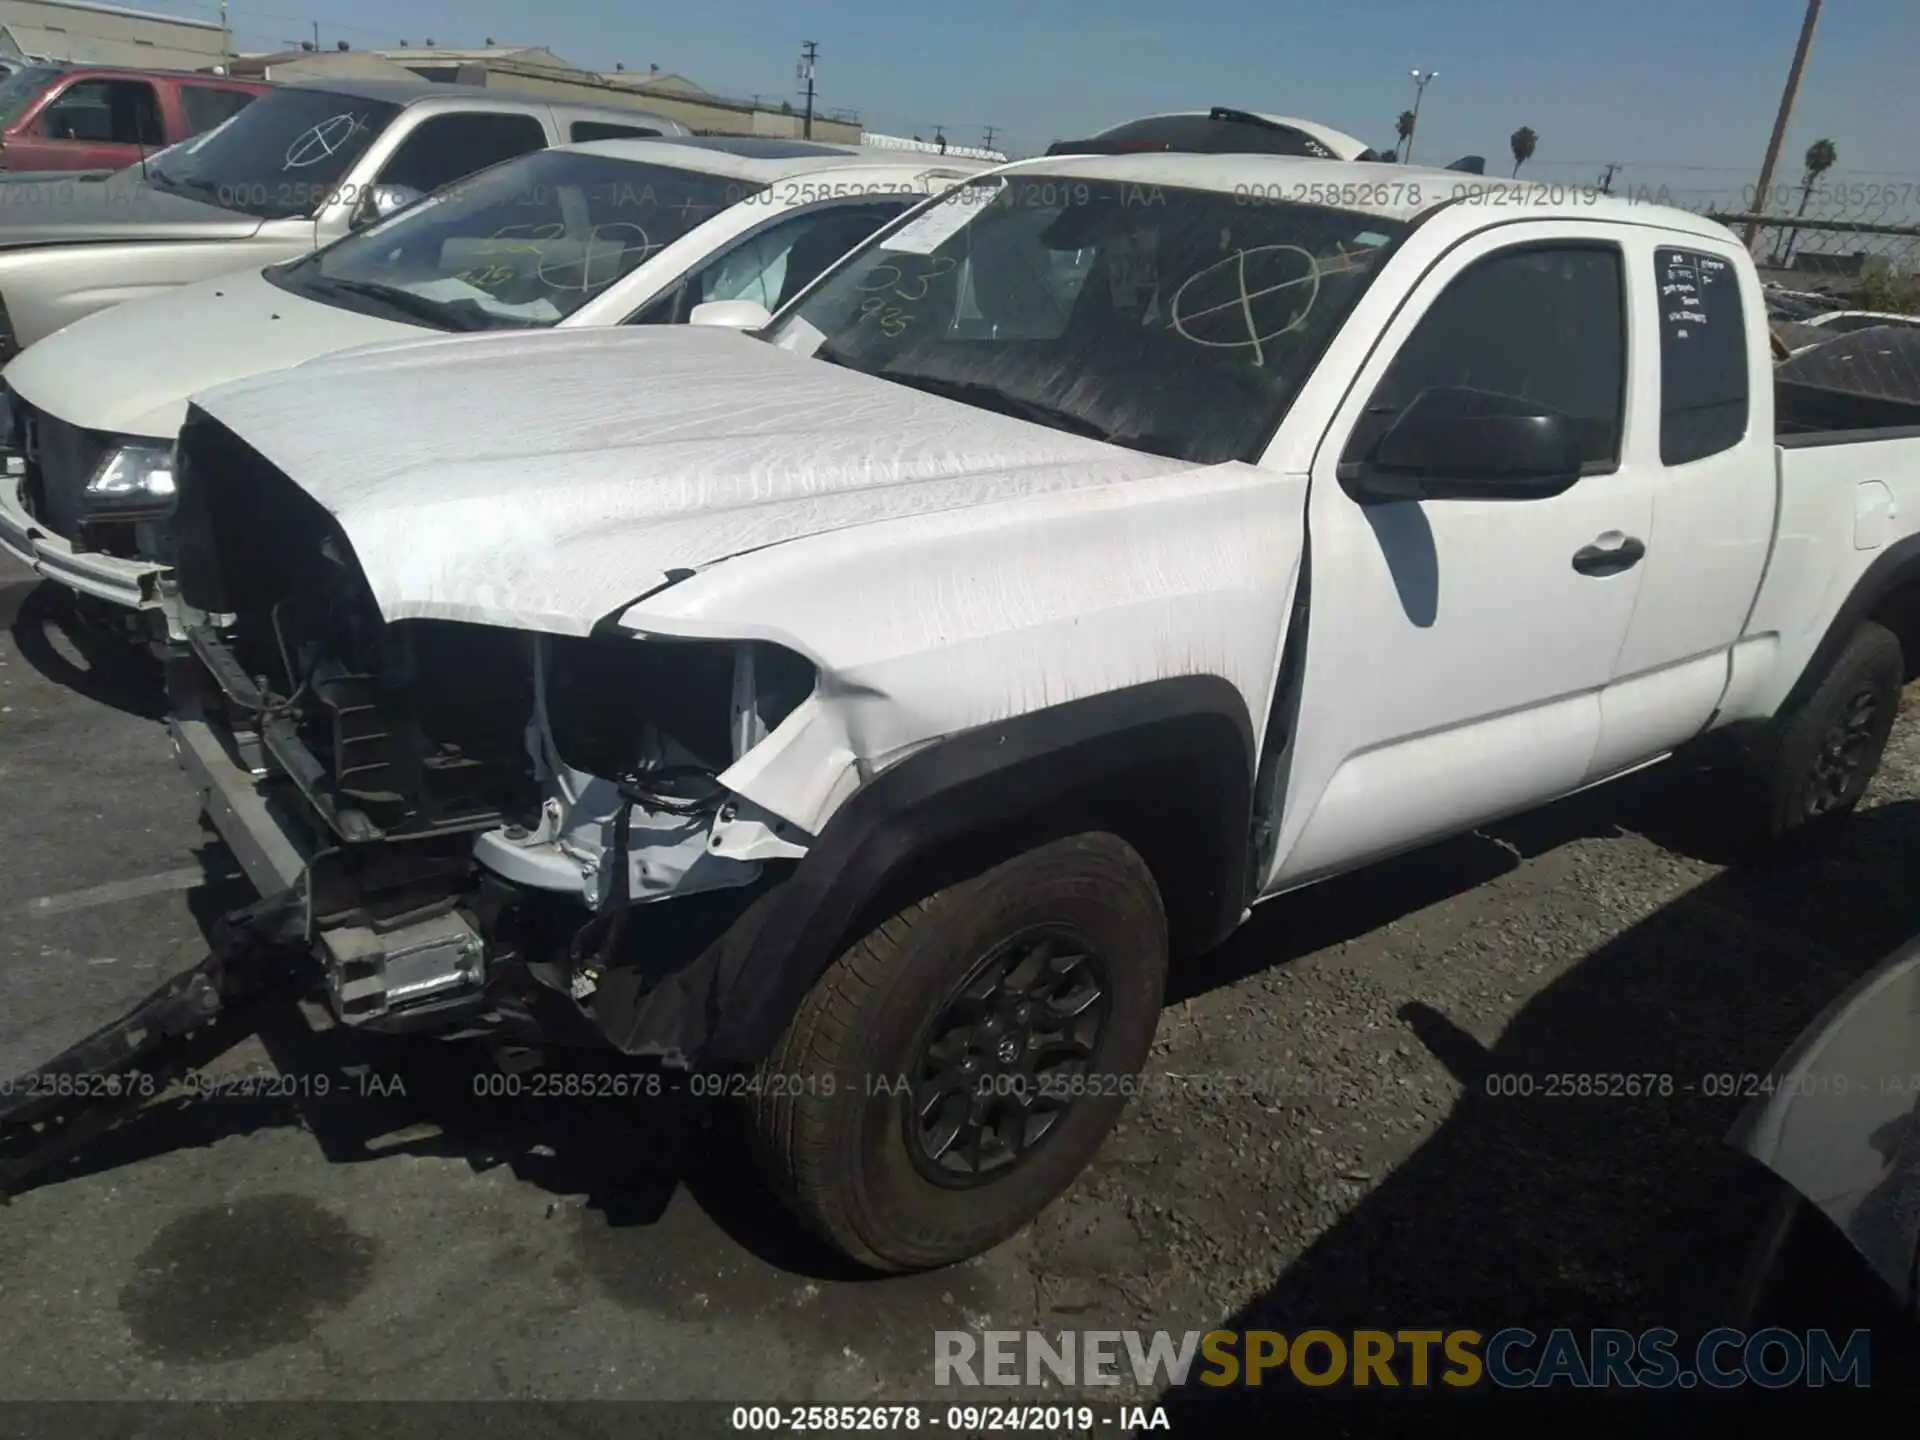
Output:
1000,151,1732,239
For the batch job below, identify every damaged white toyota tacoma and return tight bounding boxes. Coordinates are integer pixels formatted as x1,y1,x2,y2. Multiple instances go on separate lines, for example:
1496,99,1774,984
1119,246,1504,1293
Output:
144,156,1920,1270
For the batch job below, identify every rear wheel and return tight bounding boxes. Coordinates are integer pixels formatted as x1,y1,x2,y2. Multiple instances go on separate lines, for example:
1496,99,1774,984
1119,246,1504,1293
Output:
1747,621,1903,855
750,832,1168,1272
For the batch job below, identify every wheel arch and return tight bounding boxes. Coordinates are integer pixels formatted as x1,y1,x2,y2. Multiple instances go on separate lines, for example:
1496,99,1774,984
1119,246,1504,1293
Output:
1783,535,1920,714
623,675,1257,1064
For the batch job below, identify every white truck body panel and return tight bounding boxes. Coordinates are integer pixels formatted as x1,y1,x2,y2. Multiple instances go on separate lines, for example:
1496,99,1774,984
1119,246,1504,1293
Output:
170,151,1920,906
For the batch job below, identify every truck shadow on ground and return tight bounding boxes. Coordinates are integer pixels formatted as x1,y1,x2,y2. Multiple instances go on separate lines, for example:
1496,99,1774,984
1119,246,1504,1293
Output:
1158,796,1920,1433
23,756,1716,1270
7,578,165,721
13,761,1919,1392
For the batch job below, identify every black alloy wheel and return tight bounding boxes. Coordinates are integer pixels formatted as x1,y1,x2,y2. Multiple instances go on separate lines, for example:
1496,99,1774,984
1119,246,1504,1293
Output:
906,928,1111,1186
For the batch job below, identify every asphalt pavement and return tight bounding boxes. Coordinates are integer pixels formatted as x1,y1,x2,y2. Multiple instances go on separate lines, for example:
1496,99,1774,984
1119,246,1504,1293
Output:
2,550,1916,1419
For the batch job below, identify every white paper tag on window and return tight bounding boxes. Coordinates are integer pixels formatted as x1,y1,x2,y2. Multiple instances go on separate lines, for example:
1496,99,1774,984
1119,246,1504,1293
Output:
1108,232,1158,310
884,189,988,255
773,316,826,355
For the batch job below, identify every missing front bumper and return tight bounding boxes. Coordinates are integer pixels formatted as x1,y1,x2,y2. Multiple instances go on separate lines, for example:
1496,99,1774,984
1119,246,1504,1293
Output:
0,469,169,613
170,703,491,1032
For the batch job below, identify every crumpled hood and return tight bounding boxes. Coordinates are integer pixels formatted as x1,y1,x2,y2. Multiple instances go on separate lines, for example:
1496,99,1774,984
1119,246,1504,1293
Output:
4,264,416,437
189,325,1200,635
0,171,261,247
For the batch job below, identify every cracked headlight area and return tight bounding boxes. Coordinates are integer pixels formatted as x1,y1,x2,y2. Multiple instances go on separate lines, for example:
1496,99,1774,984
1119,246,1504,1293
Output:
544,635,817,780
82,440,177,518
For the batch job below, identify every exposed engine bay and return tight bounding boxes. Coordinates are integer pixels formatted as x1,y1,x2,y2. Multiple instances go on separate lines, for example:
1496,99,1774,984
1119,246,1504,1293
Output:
165,420,817,1050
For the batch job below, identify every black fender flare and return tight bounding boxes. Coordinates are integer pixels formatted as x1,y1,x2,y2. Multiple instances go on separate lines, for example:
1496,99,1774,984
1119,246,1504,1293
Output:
595,676,1257,1064
1778,534,1920,717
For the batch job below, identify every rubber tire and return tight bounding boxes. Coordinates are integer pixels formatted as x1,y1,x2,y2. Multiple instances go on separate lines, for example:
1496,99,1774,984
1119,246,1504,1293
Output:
749,832,1168,1273
1749,620,1904,855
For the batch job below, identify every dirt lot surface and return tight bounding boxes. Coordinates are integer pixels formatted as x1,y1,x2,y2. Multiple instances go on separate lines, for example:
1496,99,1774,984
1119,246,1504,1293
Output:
2,553,1914,1431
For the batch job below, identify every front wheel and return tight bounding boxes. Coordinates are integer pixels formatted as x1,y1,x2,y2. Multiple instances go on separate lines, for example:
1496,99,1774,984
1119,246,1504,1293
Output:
749,832,1168,1272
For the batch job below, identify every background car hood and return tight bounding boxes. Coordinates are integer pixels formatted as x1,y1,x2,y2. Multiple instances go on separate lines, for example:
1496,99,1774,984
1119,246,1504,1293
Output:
3,265,418,437
189,325,1201,636
0,171,262,247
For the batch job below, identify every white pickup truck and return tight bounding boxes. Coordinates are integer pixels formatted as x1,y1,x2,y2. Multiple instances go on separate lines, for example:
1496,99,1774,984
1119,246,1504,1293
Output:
158,155,1920,1272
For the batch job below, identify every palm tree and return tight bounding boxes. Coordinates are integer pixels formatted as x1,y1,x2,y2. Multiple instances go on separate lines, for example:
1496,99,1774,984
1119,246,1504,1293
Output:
1509,126,1538,178
1394,109,1416,161
1773,138,1838,266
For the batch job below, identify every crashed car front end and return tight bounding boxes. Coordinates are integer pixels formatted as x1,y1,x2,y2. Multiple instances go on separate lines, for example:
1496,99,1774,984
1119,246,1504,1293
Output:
165,414,818,1061
0,388,178,615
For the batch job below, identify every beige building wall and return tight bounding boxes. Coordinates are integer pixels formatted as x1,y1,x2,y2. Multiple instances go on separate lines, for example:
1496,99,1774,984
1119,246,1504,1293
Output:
369,47,864,142
0,0,228,71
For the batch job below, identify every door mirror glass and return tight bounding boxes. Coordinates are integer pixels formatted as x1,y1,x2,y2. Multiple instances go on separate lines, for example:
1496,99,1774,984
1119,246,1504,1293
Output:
1348,385,1585,502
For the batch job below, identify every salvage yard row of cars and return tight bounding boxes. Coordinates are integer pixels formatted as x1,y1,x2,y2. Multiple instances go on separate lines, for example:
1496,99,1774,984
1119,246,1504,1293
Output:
2,92,1920,1283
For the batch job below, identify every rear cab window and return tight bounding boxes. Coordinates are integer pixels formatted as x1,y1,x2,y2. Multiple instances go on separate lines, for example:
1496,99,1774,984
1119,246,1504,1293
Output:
570,120,662,143
1655,247,1750,465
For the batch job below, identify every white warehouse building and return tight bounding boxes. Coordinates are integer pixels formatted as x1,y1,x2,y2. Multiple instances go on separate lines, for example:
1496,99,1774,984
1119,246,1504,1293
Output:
0,0,229,72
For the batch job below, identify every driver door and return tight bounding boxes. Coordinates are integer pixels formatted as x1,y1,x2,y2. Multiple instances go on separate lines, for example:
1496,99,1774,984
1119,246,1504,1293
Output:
1263,224,1656,891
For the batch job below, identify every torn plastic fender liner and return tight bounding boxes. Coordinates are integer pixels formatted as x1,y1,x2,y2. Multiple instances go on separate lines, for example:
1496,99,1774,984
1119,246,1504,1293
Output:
593,675,1257,1064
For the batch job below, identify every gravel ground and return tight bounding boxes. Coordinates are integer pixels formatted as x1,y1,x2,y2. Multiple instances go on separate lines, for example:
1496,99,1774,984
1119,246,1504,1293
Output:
2,552,1916,1429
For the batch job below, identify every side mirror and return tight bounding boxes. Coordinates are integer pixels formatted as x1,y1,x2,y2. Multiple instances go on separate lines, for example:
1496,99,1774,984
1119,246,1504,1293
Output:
352,183,423,229
688,299,772,331
1342,385,1588,503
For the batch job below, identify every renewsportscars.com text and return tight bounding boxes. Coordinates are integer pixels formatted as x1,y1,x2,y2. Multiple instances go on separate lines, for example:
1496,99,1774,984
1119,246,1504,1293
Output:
934,1327,1872,1389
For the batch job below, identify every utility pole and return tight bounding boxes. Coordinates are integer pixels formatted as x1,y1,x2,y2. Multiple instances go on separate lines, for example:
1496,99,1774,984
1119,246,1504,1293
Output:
219,0,229,66
1405,68,1437,164
1745,0,1823,247
1598,162,1619,195
796,40,818,140
982,124,998,153
312,20,320,51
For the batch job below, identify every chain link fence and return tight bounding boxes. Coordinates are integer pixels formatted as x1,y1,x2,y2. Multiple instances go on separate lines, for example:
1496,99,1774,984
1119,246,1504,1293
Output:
1687,186,1919,309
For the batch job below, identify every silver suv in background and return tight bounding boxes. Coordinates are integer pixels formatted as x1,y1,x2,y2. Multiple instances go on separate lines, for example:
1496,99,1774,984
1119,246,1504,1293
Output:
0,76,685,354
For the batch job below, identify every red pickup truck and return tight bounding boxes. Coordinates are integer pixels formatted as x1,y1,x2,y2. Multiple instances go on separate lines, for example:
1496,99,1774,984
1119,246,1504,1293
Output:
0,63,268,174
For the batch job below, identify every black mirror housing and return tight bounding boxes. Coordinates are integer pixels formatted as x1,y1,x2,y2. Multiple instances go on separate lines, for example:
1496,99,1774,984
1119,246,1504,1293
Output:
1345,385,1586,503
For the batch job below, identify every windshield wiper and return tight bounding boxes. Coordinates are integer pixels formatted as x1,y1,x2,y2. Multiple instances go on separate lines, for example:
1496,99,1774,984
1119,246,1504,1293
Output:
880,371,1114,442
145,167,231,207
303,276,492,332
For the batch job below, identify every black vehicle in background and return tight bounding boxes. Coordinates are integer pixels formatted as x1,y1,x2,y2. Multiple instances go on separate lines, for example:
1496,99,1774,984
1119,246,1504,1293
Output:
1045,107,1487,172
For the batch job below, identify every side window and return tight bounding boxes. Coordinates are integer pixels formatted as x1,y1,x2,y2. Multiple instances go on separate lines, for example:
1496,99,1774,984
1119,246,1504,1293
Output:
179,85,255,136
631,201,910,324
39,79,162,145
1656,248,1749,465
377,112,548,195
1345,244,1626,472
570,120,661,143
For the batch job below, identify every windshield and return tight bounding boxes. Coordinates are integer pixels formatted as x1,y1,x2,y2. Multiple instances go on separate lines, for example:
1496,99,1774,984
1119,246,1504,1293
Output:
271,150,767,331
767,173,1407,464
146,87,402,218
0,66,62,129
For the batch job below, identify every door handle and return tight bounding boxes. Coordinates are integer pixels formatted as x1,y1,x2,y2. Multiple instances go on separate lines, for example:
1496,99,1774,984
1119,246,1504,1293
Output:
1571,534,1645,576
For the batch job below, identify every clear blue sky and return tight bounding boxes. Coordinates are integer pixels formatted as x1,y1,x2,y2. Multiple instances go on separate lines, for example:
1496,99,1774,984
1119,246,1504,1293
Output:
146,0,1915,210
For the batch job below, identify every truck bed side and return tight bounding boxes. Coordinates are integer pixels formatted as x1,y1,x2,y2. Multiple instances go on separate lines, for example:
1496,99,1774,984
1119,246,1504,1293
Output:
1722,429,1920,725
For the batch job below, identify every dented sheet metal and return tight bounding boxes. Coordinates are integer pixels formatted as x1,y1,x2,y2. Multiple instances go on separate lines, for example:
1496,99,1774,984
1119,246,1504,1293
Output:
188,326,1198,636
